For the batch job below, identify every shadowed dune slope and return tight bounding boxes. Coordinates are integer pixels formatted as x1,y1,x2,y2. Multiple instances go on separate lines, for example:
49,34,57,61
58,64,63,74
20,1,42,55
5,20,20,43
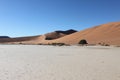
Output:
48,22,120,45
20,29,77,44
44,29,77,40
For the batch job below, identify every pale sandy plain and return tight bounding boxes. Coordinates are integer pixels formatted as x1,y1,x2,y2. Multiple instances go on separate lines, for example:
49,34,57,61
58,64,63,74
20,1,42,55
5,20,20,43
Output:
0,45,120,80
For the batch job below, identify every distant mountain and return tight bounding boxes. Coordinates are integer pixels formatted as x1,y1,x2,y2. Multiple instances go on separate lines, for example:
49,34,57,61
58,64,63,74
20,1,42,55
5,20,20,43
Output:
55,29,77,34
0,36,10,38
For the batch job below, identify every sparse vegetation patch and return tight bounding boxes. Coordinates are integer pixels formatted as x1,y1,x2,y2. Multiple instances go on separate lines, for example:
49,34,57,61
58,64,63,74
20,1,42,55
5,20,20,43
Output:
78,39,88,46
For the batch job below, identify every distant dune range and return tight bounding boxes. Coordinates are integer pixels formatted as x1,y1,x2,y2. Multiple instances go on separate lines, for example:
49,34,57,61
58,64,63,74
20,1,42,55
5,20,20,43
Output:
0,29,77,44
0,22,120,45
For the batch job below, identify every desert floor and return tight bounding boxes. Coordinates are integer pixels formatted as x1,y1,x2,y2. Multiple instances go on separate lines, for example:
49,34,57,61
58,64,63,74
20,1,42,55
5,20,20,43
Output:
0,45,120,80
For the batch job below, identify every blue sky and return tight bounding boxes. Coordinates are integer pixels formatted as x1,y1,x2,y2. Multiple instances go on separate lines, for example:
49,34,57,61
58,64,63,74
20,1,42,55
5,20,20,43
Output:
0,0,120,37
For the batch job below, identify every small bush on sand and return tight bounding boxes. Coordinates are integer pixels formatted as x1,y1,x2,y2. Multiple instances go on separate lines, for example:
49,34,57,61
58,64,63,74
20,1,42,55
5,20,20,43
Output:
104,44,110,46
99,42,110,46
38,43,43,45
45,37,53,40
79,39,88,45
115,45,120,47
19,42,22,44
51,43,65,46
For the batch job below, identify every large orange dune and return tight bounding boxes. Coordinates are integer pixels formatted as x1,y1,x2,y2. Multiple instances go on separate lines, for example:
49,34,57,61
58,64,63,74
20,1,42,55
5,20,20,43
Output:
0,22,120,45
49,22,120,45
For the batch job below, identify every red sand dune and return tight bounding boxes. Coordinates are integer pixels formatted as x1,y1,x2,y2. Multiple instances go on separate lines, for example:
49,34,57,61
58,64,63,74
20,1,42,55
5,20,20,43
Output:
0,22,120,45
49,22,120,45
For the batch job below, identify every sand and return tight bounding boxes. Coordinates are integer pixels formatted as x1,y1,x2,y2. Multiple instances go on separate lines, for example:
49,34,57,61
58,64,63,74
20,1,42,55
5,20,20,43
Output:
0,45,120,80
51,22,120,45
